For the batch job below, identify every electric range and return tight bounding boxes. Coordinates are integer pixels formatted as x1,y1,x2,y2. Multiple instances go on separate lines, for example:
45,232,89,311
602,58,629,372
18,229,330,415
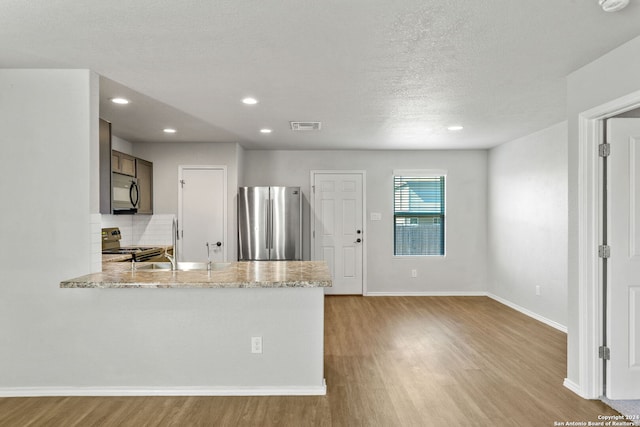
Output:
101,227,164,262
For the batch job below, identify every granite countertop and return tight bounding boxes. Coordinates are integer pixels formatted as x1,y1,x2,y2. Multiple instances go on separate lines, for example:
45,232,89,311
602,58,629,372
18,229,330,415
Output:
60,261,333,289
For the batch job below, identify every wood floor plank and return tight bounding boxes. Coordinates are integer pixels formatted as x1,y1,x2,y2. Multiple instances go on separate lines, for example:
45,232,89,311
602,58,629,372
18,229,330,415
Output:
0,296,621,426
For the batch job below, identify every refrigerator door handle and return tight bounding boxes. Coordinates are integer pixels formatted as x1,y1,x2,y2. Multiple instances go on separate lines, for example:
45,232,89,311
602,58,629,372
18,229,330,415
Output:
265,200,270,250
269,199,274,250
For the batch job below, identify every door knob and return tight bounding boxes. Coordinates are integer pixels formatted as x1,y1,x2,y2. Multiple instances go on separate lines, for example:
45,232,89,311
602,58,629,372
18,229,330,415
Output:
354,238,362,243
216,241,222,247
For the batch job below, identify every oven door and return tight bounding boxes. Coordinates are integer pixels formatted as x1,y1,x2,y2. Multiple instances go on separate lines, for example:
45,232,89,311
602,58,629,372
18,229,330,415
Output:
112,173,139,214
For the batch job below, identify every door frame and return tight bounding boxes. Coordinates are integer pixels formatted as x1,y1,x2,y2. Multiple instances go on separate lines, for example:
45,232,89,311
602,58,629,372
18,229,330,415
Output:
575,89,640,399
310,170,367,295
177,165,228,261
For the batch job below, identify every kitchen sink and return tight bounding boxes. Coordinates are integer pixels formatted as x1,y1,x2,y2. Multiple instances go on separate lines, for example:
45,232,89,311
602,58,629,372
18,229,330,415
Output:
135,262,232,271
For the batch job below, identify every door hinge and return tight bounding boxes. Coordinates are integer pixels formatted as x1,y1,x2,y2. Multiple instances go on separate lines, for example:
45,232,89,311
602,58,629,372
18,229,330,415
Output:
598,245,611,258
312,185,315,193
599,143,611,157
180,179,186,188
599,345,611,360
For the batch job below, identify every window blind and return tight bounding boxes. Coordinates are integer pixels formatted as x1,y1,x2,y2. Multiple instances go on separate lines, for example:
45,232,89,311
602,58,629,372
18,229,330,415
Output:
394,176,445,256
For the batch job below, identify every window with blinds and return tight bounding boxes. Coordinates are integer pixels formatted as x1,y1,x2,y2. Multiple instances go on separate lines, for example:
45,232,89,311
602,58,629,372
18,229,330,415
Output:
394,175,445,256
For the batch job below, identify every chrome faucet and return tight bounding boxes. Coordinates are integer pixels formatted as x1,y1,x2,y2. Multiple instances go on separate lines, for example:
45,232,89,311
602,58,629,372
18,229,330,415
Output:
165,218,178,271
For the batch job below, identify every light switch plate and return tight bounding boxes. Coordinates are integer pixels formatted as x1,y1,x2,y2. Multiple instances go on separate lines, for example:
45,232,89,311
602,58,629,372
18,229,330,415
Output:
370,212,382,221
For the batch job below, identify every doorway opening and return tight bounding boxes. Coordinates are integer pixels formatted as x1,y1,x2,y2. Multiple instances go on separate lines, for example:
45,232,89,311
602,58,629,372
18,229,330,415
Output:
600,115,640,400
576,91,640,400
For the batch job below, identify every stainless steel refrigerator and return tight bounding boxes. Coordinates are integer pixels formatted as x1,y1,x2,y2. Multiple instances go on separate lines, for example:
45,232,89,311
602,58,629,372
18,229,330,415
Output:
237,186,302,261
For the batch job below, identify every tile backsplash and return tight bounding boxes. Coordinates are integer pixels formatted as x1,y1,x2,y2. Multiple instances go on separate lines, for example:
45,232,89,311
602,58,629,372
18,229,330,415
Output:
101,214,175,247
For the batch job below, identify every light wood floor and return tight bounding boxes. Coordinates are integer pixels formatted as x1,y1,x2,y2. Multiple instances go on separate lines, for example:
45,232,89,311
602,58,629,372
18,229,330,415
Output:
0,296,618,426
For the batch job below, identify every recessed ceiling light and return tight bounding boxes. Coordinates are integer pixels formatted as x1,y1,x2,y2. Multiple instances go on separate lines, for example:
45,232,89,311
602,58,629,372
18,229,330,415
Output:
447,125,464,131
242,97,258,105
111,97,130,105
163,128,177,134
260,128,272,134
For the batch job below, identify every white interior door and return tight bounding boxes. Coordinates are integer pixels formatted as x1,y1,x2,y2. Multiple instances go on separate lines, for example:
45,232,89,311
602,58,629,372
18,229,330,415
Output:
178,166,226,262
607,118,640,399
312,172,364,295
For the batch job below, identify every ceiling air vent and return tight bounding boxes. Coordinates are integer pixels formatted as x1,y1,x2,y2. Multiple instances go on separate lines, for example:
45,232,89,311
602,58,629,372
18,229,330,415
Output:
290,121,322,131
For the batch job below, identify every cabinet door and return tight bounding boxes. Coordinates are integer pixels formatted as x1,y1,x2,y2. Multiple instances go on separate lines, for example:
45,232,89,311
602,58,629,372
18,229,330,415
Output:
120,154,136,176
112,152,120,173
136,158,153,214
112,150,136,176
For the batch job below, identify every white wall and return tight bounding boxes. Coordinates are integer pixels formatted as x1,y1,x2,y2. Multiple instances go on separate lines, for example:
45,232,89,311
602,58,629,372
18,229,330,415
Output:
487,121,568,328
0,70,324,394
111,135,133,154
0,69,97,275
237,143,246,187
0,68,94,385
566,34,640,393
243,150,488,294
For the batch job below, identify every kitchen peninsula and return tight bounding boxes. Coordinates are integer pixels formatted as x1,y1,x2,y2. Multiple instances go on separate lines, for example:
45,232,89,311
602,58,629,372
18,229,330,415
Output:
59,261,331,396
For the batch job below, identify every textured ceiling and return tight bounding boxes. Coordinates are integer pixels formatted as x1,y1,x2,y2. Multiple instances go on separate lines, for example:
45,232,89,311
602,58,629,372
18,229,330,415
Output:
2,1,640,150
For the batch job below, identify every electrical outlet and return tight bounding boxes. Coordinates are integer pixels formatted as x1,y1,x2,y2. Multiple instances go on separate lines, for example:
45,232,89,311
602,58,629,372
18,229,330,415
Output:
535,285,541,296
411,269,417,278
251,336,263,354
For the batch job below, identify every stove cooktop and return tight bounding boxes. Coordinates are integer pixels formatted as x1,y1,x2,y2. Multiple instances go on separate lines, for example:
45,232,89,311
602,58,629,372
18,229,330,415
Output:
102,246,165,261
102,227,165,261
102,247,159,254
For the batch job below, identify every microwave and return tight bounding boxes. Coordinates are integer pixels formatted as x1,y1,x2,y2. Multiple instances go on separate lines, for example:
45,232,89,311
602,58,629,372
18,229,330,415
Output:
112,172,139,214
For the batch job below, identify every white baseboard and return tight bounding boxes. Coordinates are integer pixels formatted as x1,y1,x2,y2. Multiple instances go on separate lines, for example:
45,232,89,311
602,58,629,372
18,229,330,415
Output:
486,293,567,333
563,378,589,398
366,291,487,297
0,380,327,397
